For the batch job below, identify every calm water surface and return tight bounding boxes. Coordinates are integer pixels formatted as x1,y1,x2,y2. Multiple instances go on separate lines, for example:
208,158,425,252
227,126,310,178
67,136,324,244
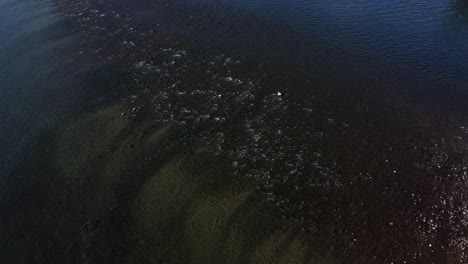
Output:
161,0,468,116
2,0,468,263
0,0,126,176
231,0,468,102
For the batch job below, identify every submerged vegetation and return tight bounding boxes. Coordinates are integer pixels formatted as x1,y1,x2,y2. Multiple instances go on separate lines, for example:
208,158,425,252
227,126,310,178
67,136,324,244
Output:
2,100,333,263
2,0,468,263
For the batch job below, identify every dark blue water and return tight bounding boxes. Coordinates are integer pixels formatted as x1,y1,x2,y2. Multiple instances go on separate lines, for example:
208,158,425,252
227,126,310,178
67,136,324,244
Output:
0,0,79,176
0,0,126,178
229,0,468,71
232,0,468,93
157,0,468,118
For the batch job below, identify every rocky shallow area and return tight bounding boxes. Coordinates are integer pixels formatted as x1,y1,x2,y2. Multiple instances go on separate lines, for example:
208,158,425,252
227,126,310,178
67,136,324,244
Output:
49,0,468,262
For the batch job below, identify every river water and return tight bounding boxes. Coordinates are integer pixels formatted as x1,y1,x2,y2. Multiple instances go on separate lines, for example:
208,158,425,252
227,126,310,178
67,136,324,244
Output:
110,0,468,124
2,0,468,263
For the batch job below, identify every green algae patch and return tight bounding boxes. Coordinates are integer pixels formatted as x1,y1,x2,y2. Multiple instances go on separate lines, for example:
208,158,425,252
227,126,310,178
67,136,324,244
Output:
250,229,307,264
130,151,318,264
145,122,175,147
134,158,198,238
50,102,171,220
132,155,256,264
184,186,252,264
55,104,129,175
44,102,320,264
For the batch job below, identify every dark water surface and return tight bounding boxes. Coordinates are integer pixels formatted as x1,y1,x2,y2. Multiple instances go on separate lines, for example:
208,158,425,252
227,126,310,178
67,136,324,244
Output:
0,0,78,175
0,0,125,176
120,0,468,101
0,0,127,261
2,0,468,263
226,0,468,115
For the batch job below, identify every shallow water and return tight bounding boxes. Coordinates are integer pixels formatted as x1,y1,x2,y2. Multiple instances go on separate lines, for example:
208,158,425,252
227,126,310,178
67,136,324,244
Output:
0,0,128,261
0,0,76,175
0,0,129,177
2,0,468,263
